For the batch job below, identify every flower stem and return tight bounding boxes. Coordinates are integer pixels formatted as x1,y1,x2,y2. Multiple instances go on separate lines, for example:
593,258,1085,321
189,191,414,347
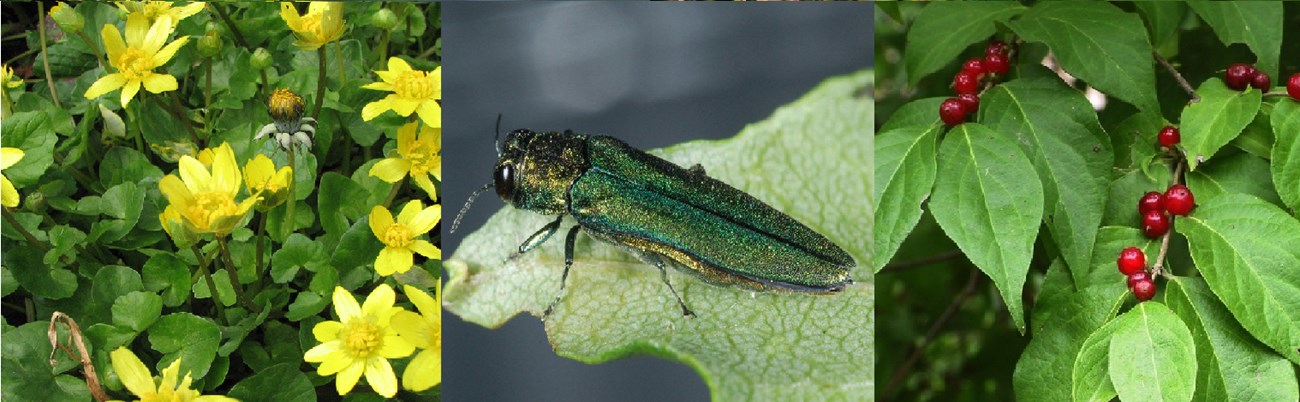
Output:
193,245,228,325
3,207,51,252
383,179,403,209
75,31,106,69
313,47,327,119
204,58,213,135
37,2,62,109
256,212,268,284
283,145,297,239
211,3,250,49
377,30,390,67
125,104,146,154
218,237,261,313
168,91,202,148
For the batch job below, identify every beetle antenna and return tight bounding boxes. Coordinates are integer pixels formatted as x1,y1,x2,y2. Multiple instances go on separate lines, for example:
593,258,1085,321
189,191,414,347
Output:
494,114,504,156
452,182,495,234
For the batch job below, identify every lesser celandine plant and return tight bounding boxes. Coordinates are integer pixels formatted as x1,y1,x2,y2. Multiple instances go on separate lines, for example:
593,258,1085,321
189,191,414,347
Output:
2,2,442,400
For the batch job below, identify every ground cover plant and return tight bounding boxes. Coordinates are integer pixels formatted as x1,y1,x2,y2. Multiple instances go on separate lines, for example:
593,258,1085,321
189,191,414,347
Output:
1,2,442,400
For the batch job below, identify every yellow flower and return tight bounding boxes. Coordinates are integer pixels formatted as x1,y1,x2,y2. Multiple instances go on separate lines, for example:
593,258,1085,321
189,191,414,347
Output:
1,64,21,88
243,154,292,210
2,147,25,208
361,58,441,127
158,143,259,237
280,2,345,51
84,13,189,107
369,200,441,276
304,285,415,398
392,284,441,392
368,121,441,198
116,1,206,25
109,347,236,402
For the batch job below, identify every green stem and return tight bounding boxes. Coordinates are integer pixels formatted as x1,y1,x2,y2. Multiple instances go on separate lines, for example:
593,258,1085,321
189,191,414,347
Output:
75,31,107,69
125,104,146,154
3,208,51,252
283,145,297,239
313,47,326,119
377,30,390,67
37,2,62,109
218,237,260,313
255,212,267,284
383,179,403,209
192,245,228,325
211,3,250,49
204,59,213,135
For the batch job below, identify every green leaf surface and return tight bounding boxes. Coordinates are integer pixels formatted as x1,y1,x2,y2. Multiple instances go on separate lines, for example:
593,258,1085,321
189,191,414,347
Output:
0,111,57,187
1108,302,1198,402
111,291,164,332
99,147,164,189
226,363,316,402
1177,194,1300,365
1186,2,1283,80
193,269,237,307
445,71,873,400
318,172,371,238
1180,78,1262,171
271,234,324,283
1070,313,1126,402
1012,261,1127,402
1271,100,1300,213
1231,103,1274,161
1102,168,1171,228
285,291,329,322
147,312,221,380
1185,151,1282,208
1006,2,1159,112
90,182,145,243
930,123,1043,332
3,238,77,299
142,253,192,307
879,97,944,132
873,125,939,271
0,322,93,402
905,2,1026,86
1165,277,1299,402
981,77,1112,286
329,216,381,275
1135,2,1186,57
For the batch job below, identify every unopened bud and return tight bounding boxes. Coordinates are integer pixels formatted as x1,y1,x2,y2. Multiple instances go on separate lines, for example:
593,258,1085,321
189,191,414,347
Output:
49,2,84,34
371,8,398,31
251,48,273,70
197,31,222,58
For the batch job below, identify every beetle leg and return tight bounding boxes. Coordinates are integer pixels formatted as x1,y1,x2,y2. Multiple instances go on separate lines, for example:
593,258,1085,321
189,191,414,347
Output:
653,257,695,317
518,215,563,254
543,225,583,318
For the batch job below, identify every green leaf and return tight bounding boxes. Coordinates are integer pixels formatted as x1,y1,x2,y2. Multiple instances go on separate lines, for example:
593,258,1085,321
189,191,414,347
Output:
1271,100,1300,213
873,125,939,271
193,269,238,307
1165,277,1300,402
1186,2,1283,80
981,77,1113,286
0,266,16,297
142,253,192,307
272,234,324,283
1012,261,1127,402
89,182,146,243
1231,103,1274,161
931,123,1043,332
1185,151,1283,207
3,238,77,299
1083,227,1162,289
226,363,315,402
1178,194,1300,365
330,217,382,275
92,265,144,308
905,2,1026,86
285,291,329,322
147,313,221,379
1102,168,1171,227
1134,2,1187,57
1108,303,1198,402
1179,78,1262,171
0,322,93,402
445,71,873,399
879,97,944,132
318,172,371,238
111,291,163,332
1070,313,1126,402
99,147,164,189
1006,2,1159,112
0,111,57,187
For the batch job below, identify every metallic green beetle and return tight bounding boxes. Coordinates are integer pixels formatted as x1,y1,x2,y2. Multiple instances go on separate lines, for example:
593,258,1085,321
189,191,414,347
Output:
455,129,854,317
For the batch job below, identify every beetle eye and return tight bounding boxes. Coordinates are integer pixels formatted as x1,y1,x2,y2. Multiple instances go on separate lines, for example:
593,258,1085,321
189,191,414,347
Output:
494,163,515,201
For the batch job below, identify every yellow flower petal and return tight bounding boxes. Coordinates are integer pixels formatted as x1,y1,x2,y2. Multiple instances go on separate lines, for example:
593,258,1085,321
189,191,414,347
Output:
157,174,193,206
368,158,410,183
379,333,415,358
178,156,213,194
360,284,395,319
124,12,148,47
211,143,241,196
0,147,24,169
141,15,172,55
141,73,177,93
402,349,441,391
368,205,394,239
390,310,428,349
416,99,441,128
375,247,412,276
391,98,421,117
386,57,413,73
312,320,342,342
152,36,189,66
360,81,393,91
335,359,364,395
396,200,424,225
172,3,207,20
304,340,341,362
158,359,182,391
407,204,441,234
363,357,399,398
279,3,302,31
402,285,439,318
102,23,125,59
411,170,437,198
396,121,417,154
374,69,402,85
2,176,18,208
360,99,389,121
332,286,362,322
120,79,142,107
316,350,352,376
110,347,156,398
84,73,127,100
408,240,441,260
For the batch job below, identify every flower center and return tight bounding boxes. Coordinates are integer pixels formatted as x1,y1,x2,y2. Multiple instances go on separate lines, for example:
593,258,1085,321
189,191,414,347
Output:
394,71,434,100
186,192,237,228
268,88,305,124
340,320,383,358
403,141,438,175
116,47,154,79
300,13,323,35
382,224,413,248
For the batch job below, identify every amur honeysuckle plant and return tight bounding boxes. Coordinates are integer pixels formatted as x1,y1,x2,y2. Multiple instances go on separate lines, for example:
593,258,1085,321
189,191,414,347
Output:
875,1,1298,401
1,2,442,401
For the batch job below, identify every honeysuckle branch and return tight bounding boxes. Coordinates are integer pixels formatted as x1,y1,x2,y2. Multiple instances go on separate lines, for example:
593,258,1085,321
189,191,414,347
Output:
1154,52,1198,102
883,266,981,400
1152,158,1186,278
37,2,61,109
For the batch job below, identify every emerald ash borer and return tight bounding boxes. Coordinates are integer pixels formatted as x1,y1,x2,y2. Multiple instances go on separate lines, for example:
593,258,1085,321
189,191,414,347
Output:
453,128,854,317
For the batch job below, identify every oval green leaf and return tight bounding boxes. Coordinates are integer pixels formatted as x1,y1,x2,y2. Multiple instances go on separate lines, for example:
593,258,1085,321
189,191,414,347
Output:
1108,302,1198,402
873,125,939,271
904,2,1026,87
1270,100,1300,213
1180,78,1262,171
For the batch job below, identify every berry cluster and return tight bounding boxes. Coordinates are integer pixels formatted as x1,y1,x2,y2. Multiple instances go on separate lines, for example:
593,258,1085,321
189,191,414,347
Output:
1116,126,1199,301
1224,63,1271,91
1117,247,1155,301
940,40,1012,126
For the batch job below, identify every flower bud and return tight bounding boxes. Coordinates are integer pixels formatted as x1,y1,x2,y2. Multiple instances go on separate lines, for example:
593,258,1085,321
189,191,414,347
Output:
49,2,84,34
371,8,398,31
24,190,46,213
251,48,273,70
197,31,222,58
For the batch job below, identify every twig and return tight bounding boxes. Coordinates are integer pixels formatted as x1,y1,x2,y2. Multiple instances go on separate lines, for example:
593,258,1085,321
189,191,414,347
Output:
882,250,965,272
1152,158,1185,278
48,312,109,402
37,3,62,108
1154,52,1198,102
883,267,982,400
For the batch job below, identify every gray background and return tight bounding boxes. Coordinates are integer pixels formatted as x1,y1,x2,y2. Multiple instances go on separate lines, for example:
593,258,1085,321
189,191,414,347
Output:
442,3,872,401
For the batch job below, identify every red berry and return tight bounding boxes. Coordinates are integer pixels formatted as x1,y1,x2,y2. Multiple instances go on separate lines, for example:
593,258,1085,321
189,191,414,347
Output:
984,53,1010,76
1117,246,1146,276
953,71,981,95
1250,71,1271,90
1288,73,1300,100
962,57,985,78
1157,125,1180,147
1131,277,1157,301
939,98,967,126
1225,63,1256,90
1142,210,1170,238
1127,271,1150,289
1138,191,1164,215
1164,184,1195,216
956,93,980,114
986,40,1008,58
